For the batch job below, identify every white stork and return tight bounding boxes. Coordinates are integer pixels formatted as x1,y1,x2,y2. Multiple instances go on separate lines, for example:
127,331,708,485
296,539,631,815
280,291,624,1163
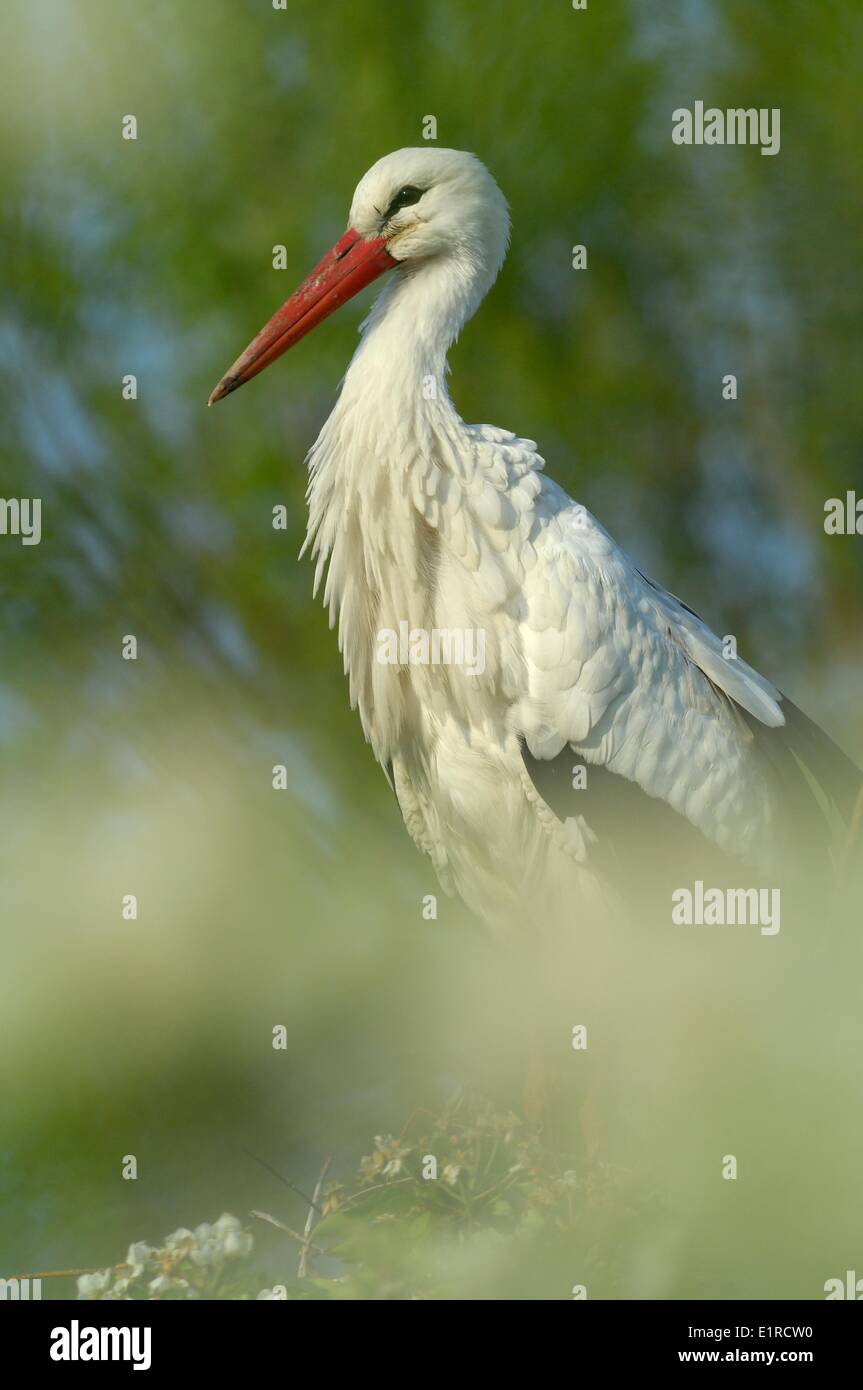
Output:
210,148,860,928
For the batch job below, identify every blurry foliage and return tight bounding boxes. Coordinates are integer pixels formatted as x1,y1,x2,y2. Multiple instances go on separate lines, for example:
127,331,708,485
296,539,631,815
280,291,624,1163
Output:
5,708,863,1298
307,1092,649,1301
76,1212,255,1301
0,0,861,738
74,1093,660,1301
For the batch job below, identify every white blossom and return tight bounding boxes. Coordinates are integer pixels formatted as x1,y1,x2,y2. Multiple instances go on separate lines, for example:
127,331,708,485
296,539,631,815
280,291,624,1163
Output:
223,1230,253,1259
77,1270,111,1298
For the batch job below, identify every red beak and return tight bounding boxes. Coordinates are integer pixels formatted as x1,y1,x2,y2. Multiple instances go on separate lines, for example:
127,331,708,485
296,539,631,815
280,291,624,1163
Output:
208,229,397,404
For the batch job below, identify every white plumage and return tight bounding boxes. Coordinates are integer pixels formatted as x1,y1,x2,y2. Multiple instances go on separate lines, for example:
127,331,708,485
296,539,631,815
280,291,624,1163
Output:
211,148,859,927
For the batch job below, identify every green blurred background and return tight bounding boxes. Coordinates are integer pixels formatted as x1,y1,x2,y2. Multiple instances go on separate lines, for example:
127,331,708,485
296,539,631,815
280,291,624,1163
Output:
1,0,861,1298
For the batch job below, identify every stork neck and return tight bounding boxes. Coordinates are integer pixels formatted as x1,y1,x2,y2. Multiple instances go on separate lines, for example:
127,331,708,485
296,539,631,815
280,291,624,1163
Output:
304,253,491,574
303,254,497,754
344,258,480,410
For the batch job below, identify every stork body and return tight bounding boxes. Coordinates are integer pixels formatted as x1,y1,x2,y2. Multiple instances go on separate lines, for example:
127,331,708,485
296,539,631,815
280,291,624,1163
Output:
211,149,859,927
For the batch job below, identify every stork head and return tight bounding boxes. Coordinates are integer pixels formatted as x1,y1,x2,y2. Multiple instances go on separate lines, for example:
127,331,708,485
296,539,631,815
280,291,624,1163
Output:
208,148,509,404
348,147,510,277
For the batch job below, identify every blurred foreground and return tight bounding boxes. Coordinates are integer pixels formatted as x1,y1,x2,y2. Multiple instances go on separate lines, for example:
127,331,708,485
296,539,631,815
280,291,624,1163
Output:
2,675,861,1300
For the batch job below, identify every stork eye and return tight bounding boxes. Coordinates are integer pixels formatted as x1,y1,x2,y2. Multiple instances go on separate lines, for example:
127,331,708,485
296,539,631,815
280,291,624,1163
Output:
384,185,424,220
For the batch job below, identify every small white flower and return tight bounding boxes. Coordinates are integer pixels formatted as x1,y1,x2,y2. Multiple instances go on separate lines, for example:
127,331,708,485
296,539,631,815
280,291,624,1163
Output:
382,1157,403,1177
190,1238,221,1268
148,1274,174,1296
442,1164,462,1187
214,1213,241,1235
165,1227,194,1251
257,1286,288,1300
77,1270,111,1299
222,1230,253,1259
125,1241,152,1274
194,1222,215,1242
